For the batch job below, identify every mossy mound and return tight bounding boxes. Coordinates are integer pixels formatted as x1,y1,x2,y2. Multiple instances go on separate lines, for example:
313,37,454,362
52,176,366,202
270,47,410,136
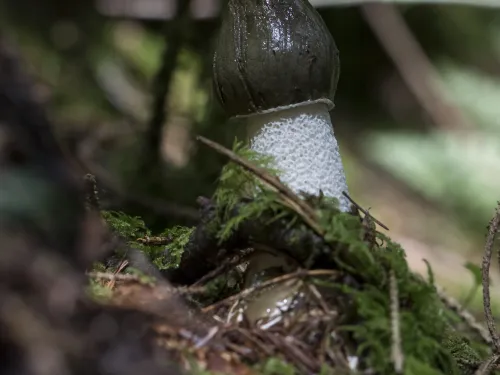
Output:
93,141,492,375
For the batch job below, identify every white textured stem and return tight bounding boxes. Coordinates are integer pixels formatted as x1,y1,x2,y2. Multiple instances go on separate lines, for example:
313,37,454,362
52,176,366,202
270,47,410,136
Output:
235,101,351,324
246,101,350,212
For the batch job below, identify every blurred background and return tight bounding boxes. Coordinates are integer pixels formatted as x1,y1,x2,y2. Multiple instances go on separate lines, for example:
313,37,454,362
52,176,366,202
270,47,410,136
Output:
2,0,500,314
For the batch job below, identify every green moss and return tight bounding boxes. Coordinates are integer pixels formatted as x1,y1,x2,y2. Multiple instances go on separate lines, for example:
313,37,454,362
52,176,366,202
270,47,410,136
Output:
101,210,194,270
442,330,482,374
318,230,459,373
99,141,491,375
212,140,284,242
102,210,150,243
202,141,490,375
161,226,195,268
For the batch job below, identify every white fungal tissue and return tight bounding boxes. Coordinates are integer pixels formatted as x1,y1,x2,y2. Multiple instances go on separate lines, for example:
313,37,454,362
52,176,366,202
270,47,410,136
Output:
248,102,350,211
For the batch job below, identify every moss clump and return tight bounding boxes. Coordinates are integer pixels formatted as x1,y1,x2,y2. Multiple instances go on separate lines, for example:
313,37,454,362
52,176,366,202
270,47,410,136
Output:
212,140,283,242
102,210,193,270
97,141,491,375
102,210,150,239
192,141,488,375
162,225,195,268
443,330,482,374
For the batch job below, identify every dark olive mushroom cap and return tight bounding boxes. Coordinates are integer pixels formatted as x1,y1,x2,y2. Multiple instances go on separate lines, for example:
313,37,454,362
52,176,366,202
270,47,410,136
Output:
212,0,340,118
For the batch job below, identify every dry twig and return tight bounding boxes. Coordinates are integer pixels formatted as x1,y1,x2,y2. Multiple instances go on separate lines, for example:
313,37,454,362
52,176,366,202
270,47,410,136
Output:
342,191,389,231
470,203,500,375
89,271,145,283
106,259,129,289
136,236,172,246
481,203,500,352
88,271,207,294
474,354,500,375
436,286,492,346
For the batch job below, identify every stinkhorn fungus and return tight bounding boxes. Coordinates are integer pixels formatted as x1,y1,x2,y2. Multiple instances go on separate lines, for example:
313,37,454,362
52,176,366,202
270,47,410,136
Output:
212,0,350,324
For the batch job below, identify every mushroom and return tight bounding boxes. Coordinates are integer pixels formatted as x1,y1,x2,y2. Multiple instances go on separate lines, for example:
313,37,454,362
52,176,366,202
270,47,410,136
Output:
212,0,350,324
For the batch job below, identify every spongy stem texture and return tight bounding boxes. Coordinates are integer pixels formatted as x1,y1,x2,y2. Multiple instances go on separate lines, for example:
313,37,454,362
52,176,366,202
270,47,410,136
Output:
248,102,350,211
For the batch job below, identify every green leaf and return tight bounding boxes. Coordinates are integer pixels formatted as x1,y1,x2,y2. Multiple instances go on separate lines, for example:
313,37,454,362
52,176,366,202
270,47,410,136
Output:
464,262,482,287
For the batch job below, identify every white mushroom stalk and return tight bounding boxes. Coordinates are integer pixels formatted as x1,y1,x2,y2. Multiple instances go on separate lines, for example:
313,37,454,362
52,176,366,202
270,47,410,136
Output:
245,101,350,211
212,0,350,324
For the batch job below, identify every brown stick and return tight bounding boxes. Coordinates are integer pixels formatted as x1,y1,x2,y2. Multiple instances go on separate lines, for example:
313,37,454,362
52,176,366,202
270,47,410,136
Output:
474,354,500,375
481,203,500,352
436,286,492,346
342,191,389,230
136,236,172,246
